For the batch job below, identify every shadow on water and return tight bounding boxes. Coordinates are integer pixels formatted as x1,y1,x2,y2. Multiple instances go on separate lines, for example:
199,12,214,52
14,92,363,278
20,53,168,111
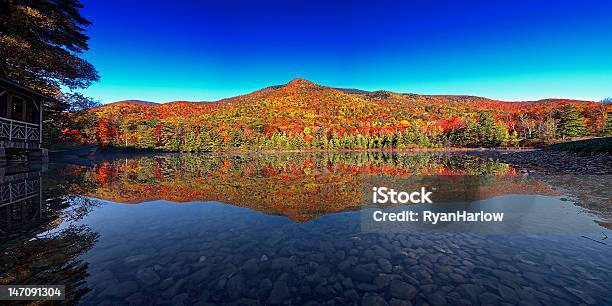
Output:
0,151,610,305
0,164,99,305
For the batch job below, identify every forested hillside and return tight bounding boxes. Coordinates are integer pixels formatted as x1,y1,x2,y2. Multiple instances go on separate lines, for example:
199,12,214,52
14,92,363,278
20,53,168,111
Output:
65,78,612,151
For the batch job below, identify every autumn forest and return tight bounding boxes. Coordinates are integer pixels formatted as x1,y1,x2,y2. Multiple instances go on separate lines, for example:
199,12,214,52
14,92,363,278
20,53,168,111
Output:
63,78,612,152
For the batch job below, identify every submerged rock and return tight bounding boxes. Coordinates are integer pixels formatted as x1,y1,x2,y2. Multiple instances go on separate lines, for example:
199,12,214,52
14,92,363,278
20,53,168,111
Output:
389,279,416,300
267,280,290,304
171,293,189,306
565,287,596,305
123,254,151,266
361,293,389,306
136,267,160,286
101,281,139,298
378,258,393,273
226,274,246,299
478,292,501,304
351,266,375,282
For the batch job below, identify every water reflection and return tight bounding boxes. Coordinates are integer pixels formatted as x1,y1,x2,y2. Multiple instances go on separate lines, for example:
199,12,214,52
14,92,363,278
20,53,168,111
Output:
0,152,611,305
0,169,43,233
69,152,556,222
0,165,99,305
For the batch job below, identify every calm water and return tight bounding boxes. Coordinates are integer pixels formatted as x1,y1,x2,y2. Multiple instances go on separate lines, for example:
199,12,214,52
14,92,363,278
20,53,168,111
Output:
1,152,611,305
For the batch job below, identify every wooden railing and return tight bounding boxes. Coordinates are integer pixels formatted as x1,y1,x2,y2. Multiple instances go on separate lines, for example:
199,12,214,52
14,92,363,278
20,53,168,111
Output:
0,117,40,143
0,173,43,232
0,176,41,207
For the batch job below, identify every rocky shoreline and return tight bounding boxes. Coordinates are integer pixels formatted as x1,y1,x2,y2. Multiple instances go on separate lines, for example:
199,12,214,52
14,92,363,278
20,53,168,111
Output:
480,149,612,175
479,149,612,229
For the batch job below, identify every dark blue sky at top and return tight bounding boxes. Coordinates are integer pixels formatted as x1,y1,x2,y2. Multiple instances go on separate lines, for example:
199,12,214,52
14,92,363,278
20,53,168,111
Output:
80,0,612,103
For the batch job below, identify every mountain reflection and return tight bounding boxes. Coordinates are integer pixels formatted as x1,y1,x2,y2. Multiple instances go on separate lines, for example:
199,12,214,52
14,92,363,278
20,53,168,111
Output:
1,153,608,306
67,152,557,222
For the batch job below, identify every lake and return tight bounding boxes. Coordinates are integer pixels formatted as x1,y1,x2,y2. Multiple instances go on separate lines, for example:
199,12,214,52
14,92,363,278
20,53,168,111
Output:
1,152,611,305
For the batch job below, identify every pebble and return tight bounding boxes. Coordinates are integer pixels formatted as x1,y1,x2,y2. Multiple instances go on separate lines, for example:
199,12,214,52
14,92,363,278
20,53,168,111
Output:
267,280,290,304
226,274,246,299
479,292,501,304
389,279,417,300
171,293,189,305
389,298,412,306
101,281,139,298
136,267,160,286
351,266,375,282
565,287,596,305
377,258,393,273
123,254,151,266
361,293,388,306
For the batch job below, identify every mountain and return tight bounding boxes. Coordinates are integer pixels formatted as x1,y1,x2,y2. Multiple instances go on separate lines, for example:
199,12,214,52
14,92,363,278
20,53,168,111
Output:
70,78,610,150
104,79,596,110
106,100,160,106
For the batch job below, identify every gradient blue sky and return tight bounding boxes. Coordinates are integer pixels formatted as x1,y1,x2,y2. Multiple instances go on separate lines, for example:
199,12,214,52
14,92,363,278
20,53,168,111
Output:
80,0,612,103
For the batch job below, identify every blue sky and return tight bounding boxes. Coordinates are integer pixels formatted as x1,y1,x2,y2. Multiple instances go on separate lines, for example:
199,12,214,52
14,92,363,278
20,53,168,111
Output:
80,0,612,103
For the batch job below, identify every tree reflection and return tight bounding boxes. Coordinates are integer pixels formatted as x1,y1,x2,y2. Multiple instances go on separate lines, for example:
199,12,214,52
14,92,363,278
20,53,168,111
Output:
0,166,101,305
68,152,557,222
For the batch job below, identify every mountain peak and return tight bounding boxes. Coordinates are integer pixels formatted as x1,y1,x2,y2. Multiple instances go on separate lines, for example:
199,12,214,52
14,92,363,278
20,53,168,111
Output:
285,78,320,88
108,100,159,106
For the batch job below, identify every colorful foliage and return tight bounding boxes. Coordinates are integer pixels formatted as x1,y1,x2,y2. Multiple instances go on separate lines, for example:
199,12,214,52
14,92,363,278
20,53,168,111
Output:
70,79,612,151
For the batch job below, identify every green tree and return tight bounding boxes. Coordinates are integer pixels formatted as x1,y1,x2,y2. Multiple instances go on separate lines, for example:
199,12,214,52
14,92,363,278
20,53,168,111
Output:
477,111,496,146
508,130,520,147
492,123,509,147
456,117,479,147
290,134,307,149
558,104,587,138
1,0,99,105
137,125,155,149
1,0,99,148
183,128,199,152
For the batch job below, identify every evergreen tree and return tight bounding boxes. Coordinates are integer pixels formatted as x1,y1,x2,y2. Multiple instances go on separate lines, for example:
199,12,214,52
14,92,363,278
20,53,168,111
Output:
508,130,520,147
329,133,339,149
230,129,244,148
198,131,212,151
183,129,198,152
491,123,509,147
390,132,399,148
137,125,155,149
356,134,366,149
457,117,479,147
208,130,222,151
477,112,496,146
558,104,587,138
290,134,307,149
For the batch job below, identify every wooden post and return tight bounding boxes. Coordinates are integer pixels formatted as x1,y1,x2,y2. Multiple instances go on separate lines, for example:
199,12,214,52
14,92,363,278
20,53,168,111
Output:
38,171,43,218
39,99,42,148
0,146,6,166
21,97,26,122
6,96,11,119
